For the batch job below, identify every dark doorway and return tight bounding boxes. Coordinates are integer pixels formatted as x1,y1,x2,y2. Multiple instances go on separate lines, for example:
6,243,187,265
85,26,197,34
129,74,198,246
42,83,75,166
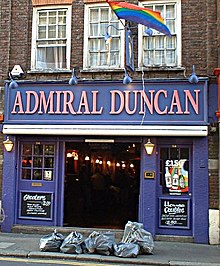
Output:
64,141,140,229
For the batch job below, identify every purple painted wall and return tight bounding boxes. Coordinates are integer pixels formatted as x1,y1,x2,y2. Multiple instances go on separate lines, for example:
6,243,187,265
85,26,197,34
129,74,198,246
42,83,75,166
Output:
1,81,209,243
2,136,17,232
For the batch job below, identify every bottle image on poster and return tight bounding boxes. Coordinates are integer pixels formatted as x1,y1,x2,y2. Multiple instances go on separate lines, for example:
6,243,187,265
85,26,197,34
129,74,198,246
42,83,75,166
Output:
164,159,188,194
165,167,172,188
179,168,186,189
172,168,179,189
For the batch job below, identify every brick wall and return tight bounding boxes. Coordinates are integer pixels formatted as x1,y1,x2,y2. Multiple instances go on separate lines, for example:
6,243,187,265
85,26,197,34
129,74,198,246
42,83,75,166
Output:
181,0,218,76
0,0,11,83
209,128,219,209
2,0,218,81
9,0,32,78
0,1,11,199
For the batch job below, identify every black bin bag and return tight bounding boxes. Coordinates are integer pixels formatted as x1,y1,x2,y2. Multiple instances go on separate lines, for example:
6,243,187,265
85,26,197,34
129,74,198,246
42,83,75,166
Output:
121,221,154,255
113,242,140,258
60,231,84,254
39,229,64,252
82,231,115,255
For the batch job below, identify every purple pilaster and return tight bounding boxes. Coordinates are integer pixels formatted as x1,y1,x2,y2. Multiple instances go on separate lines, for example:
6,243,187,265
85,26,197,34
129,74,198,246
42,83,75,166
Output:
1,136,17,232
139,137,157,237
192,137,209,243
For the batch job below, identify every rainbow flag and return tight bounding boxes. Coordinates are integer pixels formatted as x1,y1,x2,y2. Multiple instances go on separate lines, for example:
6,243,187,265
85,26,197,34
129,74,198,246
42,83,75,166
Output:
106,0,171,36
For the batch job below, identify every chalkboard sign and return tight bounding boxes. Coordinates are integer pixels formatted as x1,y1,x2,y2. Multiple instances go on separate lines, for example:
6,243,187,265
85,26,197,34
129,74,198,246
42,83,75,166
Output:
160,198,189,228
20,191,52,219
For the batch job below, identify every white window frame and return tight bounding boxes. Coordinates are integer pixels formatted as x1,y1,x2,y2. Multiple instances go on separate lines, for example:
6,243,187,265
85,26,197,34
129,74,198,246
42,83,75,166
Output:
31,5,72,71
138,0,181,68
83,3,125,70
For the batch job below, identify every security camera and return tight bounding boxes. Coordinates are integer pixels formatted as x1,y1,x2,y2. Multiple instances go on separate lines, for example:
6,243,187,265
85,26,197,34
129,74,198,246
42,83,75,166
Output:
10,65,24,78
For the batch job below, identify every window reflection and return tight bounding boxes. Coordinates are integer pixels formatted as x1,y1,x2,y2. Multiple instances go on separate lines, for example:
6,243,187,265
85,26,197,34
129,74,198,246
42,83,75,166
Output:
22,157,32,167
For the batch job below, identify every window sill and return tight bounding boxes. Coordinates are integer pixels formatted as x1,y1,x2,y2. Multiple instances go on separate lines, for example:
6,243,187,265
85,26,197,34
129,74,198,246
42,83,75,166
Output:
136,66,185,72
27,69,72,74
81,68,124,73
27,67,185,75
81,66,185,73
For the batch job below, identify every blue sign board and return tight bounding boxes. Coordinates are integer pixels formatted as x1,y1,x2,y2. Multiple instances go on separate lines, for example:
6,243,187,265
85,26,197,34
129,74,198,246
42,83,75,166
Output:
4,80,208,126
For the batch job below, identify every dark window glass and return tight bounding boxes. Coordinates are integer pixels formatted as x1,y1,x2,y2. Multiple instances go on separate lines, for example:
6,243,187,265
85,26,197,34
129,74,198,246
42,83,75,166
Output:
21,143,55,181
170,147,179,159
34,144,43,155
160,147,169,159
33,157,43,168
22,169,31,180
45,145,54,155
44,157,54,168
180,148,189,159
22,144,32,155
33,169,42,180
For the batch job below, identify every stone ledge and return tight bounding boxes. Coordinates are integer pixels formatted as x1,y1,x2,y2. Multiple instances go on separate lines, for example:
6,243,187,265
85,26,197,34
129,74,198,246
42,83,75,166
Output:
155,235,194,243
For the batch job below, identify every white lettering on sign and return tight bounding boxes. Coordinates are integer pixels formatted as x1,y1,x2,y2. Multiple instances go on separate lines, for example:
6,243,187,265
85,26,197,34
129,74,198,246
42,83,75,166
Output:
165,159,186,168
23,194,46,201
163,200,185,214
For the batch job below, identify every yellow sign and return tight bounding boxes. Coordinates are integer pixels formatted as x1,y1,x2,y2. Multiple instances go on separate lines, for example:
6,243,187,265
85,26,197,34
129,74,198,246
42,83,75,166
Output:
32,182,42,187
144,171,155,179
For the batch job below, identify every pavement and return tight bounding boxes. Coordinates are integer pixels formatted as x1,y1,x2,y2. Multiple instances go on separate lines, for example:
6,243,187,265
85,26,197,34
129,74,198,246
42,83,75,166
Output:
0,232,219,266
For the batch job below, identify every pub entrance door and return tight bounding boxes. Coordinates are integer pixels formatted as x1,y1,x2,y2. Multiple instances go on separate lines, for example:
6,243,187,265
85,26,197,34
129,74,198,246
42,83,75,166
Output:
156,144,193,237
64,141,140,229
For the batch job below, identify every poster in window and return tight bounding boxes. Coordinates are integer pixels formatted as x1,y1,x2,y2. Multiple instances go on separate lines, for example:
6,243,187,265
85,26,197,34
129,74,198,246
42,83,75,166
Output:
44,170,52,181
164,159,189,195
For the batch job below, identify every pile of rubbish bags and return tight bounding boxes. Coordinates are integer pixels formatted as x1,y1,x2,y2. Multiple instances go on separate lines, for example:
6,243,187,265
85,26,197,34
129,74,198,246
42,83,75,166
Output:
39,221,154,258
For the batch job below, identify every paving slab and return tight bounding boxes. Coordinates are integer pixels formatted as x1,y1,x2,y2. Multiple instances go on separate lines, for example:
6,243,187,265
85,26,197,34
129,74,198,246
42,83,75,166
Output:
0,232,219,266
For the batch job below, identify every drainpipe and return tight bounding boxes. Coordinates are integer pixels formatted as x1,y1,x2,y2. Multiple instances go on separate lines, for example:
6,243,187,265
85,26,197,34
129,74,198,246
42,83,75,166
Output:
214,68,220,244
214,69,220,121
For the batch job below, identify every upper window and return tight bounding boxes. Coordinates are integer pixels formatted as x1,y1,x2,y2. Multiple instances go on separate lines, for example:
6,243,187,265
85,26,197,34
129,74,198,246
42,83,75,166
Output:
138,0,181,68
83,4,125,70
31,5,72,71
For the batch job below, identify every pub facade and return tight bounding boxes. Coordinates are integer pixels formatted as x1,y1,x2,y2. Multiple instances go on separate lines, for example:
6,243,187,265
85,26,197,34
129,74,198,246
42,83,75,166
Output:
0,0,219,244
1,78,210,243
